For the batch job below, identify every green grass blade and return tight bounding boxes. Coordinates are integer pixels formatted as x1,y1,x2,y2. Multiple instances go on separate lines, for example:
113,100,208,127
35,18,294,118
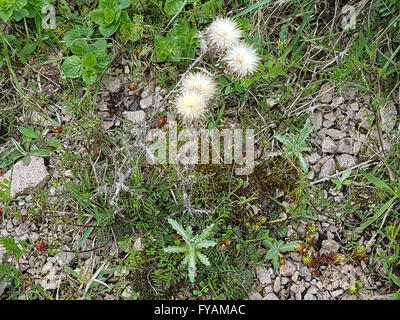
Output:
356,197,396,234
233,0,274,19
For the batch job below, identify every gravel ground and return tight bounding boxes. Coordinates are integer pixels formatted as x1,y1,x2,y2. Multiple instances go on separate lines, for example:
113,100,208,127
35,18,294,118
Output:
1,73,399,300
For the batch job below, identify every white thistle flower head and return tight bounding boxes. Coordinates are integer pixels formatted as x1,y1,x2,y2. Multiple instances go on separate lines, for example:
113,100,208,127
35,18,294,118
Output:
175,90,208,121
182,72,216,100
205,17,242,52
223,43,259,78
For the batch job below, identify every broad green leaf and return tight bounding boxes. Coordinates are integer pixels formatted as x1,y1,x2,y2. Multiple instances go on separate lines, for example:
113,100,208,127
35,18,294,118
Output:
278,241,298,252
361,172,395,195
266,247,280,269
119,13,144,42
70,39,89,55
94,52,110,72
0,149,23,168
118,0,131,9
30,149,52,157
99,21,120,37
82,67,98,85
154,34,181,62
46,137,62,148
0,8,13,22
12,8,29,21
164,0,185,15
22,42,37,55
99,0,118,9
64,29,82,48
341,168,352,181
22,155,31,165
103,7,115,26
82,52,97,67
62,56,83,78
90,8,106,26
90,39,108,52
18,126,41,139
14,0,28,10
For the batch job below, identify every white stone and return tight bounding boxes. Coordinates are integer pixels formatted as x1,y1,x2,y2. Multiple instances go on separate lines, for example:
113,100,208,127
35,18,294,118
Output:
0,157,50,198
124,111,146,124
55,245,74,267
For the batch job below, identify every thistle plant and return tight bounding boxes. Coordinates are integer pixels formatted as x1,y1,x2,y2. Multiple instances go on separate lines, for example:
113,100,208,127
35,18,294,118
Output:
223,43,260,78
204,17,243,52
274,118,313,173
163,218,217,283
176,83,212,121
173,16,260,121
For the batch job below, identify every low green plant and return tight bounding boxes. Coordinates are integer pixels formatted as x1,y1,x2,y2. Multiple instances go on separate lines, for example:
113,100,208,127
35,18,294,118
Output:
331,168,352,190
0,236,29,260
90,0,131,37
154,18,199,63
274,118,313,173
163,218,217,283
0,0,30,22
0,126,62,169
377,224,400,289
0,236,30,295
61,26,110,85
193,280,209,297
0,0,55,34
349,279,363,294
63,176,115,245
356,172,400,234
0,263,20,293
263,233,298,269
0,170,12,205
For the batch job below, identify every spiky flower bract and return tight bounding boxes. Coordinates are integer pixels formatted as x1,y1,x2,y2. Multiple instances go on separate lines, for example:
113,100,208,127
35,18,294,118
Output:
182,72,216,101
205,17,242,52
223,43,260,78
176,90,208,121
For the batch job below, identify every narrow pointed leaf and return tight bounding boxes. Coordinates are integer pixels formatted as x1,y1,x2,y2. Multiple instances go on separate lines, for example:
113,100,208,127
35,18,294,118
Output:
167,218,191,243
196,251,211,266
196,240,217,249
164,246,188,253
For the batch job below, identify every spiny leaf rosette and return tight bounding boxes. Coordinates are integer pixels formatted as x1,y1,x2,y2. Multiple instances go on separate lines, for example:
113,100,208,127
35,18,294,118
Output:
164,218,217,283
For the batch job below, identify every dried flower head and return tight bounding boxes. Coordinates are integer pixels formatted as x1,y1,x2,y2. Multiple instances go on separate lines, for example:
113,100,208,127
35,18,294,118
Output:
182,72,216,100
223,43,259,78
176,90,208,121
205,17,242,52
